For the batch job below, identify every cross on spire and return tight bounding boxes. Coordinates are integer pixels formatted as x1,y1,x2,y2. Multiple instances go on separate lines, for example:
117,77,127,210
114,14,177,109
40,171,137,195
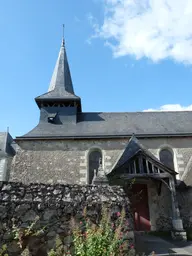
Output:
62,24,65,47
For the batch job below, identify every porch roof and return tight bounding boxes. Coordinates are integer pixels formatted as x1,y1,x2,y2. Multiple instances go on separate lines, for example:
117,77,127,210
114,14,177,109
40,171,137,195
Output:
107,135,177,179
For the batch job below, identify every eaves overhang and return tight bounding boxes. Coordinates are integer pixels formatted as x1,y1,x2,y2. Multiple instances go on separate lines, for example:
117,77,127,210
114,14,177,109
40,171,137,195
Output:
15,132,192,142
35,96,81,102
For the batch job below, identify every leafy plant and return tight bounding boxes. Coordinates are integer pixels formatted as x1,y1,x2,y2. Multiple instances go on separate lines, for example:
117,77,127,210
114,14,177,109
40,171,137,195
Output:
70,207,134,256
48,236,64,256
0,244,8,256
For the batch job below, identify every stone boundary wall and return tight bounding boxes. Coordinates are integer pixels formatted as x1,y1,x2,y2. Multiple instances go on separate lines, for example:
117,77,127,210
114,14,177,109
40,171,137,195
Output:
0,182,132,255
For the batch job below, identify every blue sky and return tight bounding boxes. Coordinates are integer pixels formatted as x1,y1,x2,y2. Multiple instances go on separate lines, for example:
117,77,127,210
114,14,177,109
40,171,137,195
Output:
1,0,192,137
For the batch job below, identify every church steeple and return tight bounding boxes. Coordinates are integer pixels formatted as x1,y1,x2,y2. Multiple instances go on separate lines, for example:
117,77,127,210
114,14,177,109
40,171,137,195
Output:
47,38,74,94
35,37,81,112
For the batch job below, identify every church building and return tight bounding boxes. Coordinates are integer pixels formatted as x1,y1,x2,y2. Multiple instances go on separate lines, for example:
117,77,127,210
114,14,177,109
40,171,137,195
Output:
9,37,192,237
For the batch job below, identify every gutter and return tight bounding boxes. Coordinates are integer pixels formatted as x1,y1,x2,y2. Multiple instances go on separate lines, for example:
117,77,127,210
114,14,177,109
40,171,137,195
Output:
15,133,192,141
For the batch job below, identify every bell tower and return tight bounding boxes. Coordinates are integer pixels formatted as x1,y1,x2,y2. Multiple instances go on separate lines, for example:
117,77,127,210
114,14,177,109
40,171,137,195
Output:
35,37,81,112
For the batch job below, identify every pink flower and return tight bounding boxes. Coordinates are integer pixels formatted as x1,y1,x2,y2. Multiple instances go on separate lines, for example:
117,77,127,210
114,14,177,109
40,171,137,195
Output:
130,244,134,249
117,212,121,217
80,221,82,224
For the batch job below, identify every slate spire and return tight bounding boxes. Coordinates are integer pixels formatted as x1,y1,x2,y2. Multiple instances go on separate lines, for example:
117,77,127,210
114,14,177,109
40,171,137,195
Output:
35,36,81,111
48,37,74,95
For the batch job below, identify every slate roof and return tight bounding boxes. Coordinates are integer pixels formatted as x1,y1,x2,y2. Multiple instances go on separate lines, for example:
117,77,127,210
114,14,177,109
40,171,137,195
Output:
35,39,80,102
17,110,192,139
109,135,176,176
0,133,6,153
0,132,15,157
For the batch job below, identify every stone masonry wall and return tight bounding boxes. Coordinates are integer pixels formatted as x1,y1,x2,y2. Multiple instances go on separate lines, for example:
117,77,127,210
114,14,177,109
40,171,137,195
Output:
10,137,192,185
0,182,132,255
148,181,172,231
177,187,192,229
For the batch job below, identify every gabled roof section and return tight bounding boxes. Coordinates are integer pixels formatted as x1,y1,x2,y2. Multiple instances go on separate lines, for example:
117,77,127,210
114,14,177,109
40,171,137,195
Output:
36,39,80,101
109,135,177,175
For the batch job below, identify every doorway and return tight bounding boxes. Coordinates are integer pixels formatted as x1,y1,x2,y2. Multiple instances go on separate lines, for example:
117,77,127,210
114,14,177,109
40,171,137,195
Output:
131,184,151,231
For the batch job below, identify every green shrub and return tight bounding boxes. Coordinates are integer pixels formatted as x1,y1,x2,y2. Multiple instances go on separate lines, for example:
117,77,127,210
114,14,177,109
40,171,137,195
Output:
70,207,134,256
0,244,8,256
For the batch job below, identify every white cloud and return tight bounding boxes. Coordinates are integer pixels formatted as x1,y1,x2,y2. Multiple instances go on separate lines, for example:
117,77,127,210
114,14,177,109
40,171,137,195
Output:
143,104,192,111
92,0,192,64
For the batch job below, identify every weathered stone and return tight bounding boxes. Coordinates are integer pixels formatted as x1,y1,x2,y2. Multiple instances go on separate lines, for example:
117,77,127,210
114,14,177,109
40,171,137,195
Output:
11,194,21,201
23,193,32,201
47,239,56,250
3,231,13,240
34,196,42,202
2,193,9,201
100,195,108,202
0,222,4,230
47,230,57,237
0,205,5,214
0,212,7,220
7,241,20,253
27,236,47,256
15,204,31,215
37,203,45,211
17,189,25,197
0,182,3,190
2,184,12,191
53,189,61,195
22,210,37,222
43,209,57,221
62,197,72,203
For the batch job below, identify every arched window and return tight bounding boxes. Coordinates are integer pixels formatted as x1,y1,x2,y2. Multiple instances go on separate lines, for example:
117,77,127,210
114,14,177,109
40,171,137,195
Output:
88,149,102,184
159,148,174,170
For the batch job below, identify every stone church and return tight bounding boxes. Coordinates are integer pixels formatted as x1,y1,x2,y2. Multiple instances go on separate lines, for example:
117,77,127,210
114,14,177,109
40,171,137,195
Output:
6,37,192,237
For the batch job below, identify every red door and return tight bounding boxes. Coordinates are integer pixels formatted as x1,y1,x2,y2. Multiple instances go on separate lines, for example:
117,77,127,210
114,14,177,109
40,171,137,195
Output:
131,184,151,231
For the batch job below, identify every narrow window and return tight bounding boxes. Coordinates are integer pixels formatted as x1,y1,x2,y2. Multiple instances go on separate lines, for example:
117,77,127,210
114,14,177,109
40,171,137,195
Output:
159,148,174,170
88,150,102,184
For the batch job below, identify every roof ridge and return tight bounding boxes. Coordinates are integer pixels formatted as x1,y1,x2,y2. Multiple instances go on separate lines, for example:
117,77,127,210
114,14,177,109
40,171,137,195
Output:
81,111,192,114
